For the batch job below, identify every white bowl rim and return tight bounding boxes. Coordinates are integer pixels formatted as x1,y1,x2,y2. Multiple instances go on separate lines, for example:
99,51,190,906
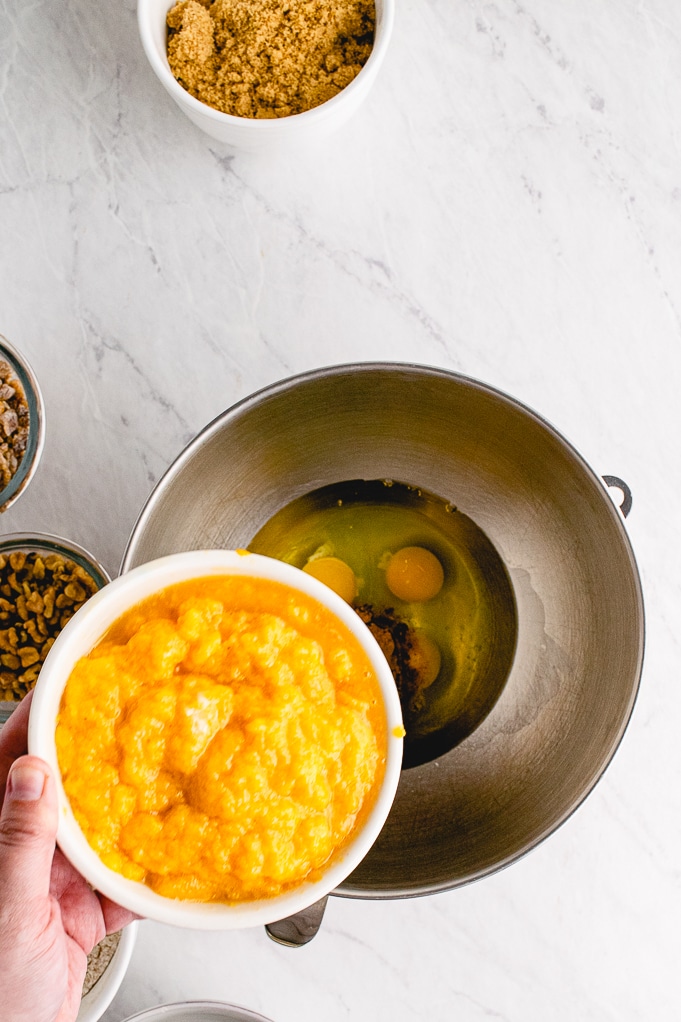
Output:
77,921,139,1022
28,550,403,929
120,1001,275,1022
137,0,395,129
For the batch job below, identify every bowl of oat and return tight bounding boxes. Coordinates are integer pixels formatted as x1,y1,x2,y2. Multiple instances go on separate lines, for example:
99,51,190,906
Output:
0,533,110,723
78,923,139,1022
0,335,45,513
137,0,394,150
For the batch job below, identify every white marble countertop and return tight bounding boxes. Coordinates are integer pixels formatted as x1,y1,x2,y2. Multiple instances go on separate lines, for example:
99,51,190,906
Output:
1,0,680,1019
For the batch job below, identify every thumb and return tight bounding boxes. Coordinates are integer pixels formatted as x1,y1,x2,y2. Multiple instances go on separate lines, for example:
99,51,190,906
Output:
0,756,57,908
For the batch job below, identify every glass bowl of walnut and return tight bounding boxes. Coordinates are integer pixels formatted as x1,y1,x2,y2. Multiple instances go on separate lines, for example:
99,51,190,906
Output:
0,534,110,722
0,335,45,513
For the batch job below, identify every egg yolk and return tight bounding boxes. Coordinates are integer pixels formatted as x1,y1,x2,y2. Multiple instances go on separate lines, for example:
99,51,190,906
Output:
408,632,441,688
384,547,444,602
303,557,358,604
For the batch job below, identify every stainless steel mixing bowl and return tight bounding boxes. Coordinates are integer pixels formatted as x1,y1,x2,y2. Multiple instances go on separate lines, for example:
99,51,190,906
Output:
123,363,644,906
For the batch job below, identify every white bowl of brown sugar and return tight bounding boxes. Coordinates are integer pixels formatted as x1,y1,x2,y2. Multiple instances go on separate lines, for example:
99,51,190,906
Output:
137,0,394,151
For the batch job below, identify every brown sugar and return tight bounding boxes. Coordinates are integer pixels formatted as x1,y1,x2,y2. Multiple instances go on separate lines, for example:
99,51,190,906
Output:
166,0,375,119
83,932,121,996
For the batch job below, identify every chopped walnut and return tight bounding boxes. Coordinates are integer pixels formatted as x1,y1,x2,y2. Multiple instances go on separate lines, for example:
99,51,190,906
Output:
0,359,29,494
0,550,101,702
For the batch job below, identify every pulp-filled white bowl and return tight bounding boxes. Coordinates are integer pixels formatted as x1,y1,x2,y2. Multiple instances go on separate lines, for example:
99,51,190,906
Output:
137,0,394,151
28,550,403,929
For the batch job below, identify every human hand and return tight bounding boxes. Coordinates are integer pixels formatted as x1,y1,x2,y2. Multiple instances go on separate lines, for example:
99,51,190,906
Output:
0,691,139,1022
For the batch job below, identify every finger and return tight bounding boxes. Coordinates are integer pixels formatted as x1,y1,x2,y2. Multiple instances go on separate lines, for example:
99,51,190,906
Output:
50,847,107,953
0,754,58,908
0,690,33,799
51,847,141,946
99,893,143,933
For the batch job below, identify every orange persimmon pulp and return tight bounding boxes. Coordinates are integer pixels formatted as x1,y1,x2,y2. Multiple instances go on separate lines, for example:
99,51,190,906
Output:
56,575,386,903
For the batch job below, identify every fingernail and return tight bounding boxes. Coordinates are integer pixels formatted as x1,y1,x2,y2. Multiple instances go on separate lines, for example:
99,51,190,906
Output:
7,764,46,802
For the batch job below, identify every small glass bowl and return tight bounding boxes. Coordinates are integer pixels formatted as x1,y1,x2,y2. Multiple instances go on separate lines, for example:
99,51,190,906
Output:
121,1003,275,1022
0,532,110,724
0,335,45,513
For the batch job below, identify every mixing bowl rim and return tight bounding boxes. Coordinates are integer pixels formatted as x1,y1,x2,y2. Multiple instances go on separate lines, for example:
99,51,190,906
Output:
123,360,644,592
121,360,645,900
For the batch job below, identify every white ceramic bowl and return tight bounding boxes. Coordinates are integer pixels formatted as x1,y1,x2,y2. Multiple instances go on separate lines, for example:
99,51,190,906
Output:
137,0,394,151
28,550,403,929
77,923,139,1022
121,1002,274,1022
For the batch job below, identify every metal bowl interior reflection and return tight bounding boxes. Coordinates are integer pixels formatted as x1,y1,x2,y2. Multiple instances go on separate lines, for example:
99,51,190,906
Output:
247,476,518,770
123,363,644,899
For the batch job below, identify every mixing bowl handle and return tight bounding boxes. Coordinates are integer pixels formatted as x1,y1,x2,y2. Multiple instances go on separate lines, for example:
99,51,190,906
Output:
602,476,633,518
264,896,328,947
